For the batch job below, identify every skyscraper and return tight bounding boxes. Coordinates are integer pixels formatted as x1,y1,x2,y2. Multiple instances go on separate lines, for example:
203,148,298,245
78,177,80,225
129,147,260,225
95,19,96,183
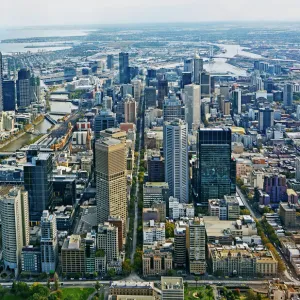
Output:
184,58,193,73
200,71,211,98
164,119,189,203
119,52,130,84
17,68,31,108
232,89,242,115
0,187,29,276
107,54,114,70
3,80,16,111
295,157,300,182
0,52,3,112
40,210,58,273
24,153,53,223
133,79,142,101
94,109,117,138
124,95,137,123
258,107,274,133
284,83,294,107
95,138,127,228
157,78,168,109
184,84,201,130
145,86,156,108
197,128,236,203
193,53,203,84
181,72,192,88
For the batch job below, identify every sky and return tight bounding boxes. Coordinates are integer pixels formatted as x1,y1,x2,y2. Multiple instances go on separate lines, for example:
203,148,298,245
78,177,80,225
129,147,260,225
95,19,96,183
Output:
1,0,300,27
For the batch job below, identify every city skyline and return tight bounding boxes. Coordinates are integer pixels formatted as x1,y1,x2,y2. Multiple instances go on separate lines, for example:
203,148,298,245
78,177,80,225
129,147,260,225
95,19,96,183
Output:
1,0,300,27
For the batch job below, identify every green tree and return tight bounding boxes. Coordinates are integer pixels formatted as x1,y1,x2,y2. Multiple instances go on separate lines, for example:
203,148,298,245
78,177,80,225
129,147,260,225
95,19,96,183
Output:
194,276,199,288
95,281,101,293
107,268,116,278
122,259,132,276
30,283,50,298
165,222,175,238
240,209,250,215
245,289,258,300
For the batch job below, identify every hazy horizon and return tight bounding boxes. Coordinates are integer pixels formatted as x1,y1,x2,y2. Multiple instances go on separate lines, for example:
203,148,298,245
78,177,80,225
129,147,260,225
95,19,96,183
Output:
2,0,300,27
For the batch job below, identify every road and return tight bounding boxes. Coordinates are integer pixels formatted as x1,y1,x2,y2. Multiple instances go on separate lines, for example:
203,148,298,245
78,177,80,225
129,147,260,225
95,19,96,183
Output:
236,186,261,219
130,92,144,264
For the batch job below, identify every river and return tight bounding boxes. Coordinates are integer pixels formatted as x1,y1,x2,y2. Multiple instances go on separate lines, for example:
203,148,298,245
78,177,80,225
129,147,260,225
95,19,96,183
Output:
205,44,263,76
2,101,78,152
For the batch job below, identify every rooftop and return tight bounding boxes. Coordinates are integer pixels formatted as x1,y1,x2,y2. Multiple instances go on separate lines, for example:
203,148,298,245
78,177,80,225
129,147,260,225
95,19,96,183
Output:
161,277,184,290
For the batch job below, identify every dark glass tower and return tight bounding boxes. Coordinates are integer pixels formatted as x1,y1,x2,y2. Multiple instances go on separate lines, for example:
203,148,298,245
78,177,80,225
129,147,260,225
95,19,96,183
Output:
24,153,53,223
0,52,3,111
3,80,15,111
196,128,236,204
157,78,168,109
17,68,31,108
107,54,114,70
119,52,130,84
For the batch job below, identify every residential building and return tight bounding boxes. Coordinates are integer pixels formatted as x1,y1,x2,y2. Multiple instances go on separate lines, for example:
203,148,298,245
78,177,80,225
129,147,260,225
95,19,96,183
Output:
188,217,206,274
164,119,189,203
95,138,127,229
0,187,29,276
161,277,184,300
279,203,296,228
61,235,85,275
24,152,53,223
40,210,58,273
124,95,137,123
21,246,41,274
97,223,119,264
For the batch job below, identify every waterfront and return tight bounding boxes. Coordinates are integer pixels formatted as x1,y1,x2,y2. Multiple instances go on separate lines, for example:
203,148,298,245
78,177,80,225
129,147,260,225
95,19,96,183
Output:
2,101,78,152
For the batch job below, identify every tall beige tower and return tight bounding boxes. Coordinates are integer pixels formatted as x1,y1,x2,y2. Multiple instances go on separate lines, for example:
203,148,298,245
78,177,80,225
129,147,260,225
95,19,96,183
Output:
0,187,29,276
95,138,127,229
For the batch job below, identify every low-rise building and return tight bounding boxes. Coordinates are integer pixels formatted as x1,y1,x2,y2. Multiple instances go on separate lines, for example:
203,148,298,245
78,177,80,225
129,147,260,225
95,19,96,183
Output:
143,220,166,246
143,182,169,208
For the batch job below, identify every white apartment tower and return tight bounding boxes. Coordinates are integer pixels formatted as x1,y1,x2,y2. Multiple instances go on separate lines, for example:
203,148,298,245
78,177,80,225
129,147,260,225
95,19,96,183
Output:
163,119,189,203
0,187,29,276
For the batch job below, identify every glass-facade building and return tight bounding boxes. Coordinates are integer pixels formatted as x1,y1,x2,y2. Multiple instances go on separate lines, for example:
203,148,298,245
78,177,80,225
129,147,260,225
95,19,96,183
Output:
196,128,236,204
119,52,130,84
24,153,53,223
3,80,16,111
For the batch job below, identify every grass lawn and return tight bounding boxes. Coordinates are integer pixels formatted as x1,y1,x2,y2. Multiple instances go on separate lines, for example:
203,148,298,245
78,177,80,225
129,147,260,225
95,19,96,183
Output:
184,286,214,300
61,287,95,300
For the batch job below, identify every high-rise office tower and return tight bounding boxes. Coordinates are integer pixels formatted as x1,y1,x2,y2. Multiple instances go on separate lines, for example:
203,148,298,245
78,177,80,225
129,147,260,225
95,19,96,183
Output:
184,84,201,130
0,187,29,275
200,71,211,98
0,52,3,112
102,96,113,110
164,119,189,203
163,92,184,122
40,210,58,273
121,84,133,97
157,78,168,109
193,53,203,84
148,152,165,182
124,95,137,123
146,69,157,86
30,75,41,103
145,86,156,108
258,107,274,133
174,226,187,267
197,128,236,203
217,95,225,114
188,217,206,275
297,105,300,120
95,138,127,228
97,223,119,263
94,109,117,138
232,89,242,115
119,52,130,84
295,157,300,182
107,54,114,70
3,80,16,111
184,58,193,73
181,72,192,88
220,85,230,100
133,80,142,102
17,68,31,108
284,83,294,107
24,153,53,223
